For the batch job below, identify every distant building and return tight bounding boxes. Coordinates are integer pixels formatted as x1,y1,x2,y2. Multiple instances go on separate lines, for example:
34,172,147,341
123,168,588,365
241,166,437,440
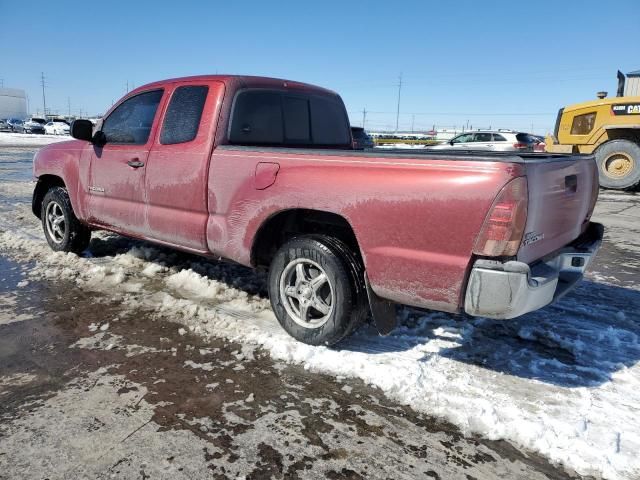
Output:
0,88,27,120
625,69,640,96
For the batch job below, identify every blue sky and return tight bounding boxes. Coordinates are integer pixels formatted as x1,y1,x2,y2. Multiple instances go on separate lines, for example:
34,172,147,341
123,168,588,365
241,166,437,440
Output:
1,0,638,133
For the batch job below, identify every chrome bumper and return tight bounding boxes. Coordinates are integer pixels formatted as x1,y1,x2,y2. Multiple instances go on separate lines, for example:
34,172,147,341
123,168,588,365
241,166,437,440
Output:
464,222,604,319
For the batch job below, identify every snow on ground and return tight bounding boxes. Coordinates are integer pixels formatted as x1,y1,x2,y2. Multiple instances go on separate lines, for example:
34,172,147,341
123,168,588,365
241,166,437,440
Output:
0,132,71,147
1,151,640,479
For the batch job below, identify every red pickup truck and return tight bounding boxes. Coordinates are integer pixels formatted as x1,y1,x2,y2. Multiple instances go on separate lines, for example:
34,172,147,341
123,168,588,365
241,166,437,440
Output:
32,75,603,345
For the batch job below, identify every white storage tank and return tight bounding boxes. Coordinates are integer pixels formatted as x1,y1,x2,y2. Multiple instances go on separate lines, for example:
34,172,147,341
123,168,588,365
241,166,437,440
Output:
0,88,27,120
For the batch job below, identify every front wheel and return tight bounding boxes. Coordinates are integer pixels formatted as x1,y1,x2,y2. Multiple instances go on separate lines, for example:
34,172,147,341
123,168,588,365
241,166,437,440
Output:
595,139,640,190
41,187,91,254
268,235,366,346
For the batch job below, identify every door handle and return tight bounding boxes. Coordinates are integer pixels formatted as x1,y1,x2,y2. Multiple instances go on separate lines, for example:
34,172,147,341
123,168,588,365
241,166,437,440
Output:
127,159,145,168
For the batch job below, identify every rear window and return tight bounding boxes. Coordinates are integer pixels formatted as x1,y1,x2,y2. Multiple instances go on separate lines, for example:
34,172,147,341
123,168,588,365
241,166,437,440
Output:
492,133,507,141
515,133,537,143
160,85,209,145
309,97,350,145
283,96,311,144
229,90,350,147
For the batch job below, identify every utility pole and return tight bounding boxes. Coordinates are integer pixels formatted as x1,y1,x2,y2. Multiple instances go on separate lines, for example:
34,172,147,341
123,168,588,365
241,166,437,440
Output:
68,97,71,118
40,72,47,117
126,80,129,93
362,108,367,129
411,114,415,133
26,95,29,114
395,73,402,132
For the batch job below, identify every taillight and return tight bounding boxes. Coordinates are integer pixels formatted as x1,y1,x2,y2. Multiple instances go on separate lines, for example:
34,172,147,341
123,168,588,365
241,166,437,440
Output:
473,177,528,257
513,142,528,149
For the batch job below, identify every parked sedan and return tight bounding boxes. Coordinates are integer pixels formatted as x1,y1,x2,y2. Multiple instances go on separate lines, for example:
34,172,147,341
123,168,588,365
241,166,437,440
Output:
23,119,46,134
44,121,70,135
0,119,12,132
427,130,538,152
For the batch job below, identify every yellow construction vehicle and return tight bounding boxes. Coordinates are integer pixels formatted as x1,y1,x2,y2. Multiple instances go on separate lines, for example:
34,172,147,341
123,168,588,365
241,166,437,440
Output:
546,70,640,190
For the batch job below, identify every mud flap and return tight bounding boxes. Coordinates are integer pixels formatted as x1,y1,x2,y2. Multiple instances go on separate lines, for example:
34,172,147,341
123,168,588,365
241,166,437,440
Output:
364,274,397,335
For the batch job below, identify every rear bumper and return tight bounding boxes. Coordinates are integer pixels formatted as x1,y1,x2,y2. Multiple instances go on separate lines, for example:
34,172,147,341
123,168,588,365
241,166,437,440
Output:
464,222,604,319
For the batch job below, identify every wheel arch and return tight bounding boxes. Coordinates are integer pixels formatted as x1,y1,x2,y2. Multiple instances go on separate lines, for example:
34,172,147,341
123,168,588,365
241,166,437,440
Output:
251,208,362,269
32,175,66,218
601,127,640,144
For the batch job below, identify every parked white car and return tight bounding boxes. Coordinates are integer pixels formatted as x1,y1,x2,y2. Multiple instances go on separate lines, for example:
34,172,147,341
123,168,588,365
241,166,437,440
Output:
44,121,70,135
427,130,539,152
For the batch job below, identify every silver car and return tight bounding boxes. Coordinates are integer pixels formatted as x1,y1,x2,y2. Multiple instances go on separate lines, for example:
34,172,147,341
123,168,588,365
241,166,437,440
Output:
427,130,539,152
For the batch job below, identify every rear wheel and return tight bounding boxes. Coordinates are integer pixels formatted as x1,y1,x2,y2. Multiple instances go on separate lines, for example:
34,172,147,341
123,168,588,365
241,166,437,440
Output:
595,140,640,190
41,187,91,254
268,235,367,346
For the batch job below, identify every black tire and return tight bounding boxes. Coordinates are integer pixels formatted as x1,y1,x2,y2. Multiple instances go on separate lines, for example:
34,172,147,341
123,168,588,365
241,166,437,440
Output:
41,187,91,254
268,235,367,346
595,139,640,190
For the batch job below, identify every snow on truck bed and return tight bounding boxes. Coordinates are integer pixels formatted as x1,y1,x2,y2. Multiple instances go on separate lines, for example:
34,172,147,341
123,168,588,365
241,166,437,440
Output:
1,152,640,480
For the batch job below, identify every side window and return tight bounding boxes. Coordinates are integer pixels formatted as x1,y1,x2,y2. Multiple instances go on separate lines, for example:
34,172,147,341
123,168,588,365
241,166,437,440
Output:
492,133,507,141
229,91,283,144
102,90,163,145
453,133,473,143
160,86,209,145
474,133,492,142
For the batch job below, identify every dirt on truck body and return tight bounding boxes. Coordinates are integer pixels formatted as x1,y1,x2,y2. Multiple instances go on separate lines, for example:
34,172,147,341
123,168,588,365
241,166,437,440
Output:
32,74,603,346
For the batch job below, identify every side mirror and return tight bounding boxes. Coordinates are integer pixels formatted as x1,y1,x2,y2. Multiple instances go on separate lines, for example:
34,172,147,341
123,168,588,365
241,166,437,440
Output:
449,140,455,145
92,130,107,147
70,119,93,142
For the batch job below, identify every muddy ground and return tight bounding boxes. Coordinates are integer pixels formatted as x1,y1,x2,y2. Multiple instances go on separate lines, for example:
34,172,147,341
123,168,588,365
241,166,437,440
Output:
0,253,585,479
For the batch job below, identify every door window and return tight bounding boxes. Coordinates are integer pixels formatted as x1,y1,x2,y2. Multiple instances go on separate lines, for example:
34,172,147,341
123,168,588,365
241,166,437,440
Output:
452,133,474,143
102,90,163,145
473,133,492,142
160,86,209,145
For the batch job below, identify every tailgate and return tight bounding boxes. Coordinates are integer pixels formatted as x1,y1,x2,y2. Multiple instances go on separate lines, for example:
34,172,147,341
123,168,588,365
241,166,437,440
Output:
518,155,598,264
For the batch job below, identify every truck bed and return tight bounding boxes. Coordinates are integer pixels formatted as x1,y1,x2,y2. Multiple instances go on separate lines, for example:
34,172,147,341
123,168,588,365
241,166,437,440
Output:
217,144,591,164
